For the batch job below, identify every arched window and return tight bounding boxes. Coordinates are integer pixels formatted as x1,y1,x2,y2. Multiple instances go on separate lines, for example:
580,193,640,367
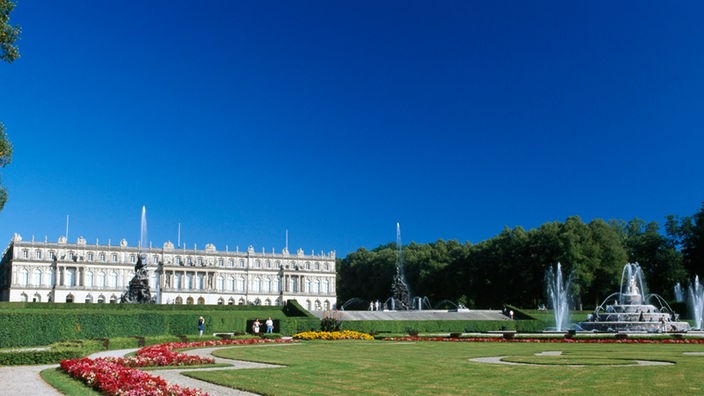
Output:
97,295,106,303
99,252,106,262
217,275,224,291
238,297,245,305
175,273,182,289
85,271,93,288
251,276,261,292
227,276,235,291
47,268,55,287
322,279,329,293
314,279,320,294
306,300,312,310
85,295,93,303
197,297,205,304
228,297,235,305
110,295,118,304
98,272,106,287
263,277,271,293
185,273,193,289
36,249,42,259
33,293,41,302
66,294,74,303
32,269,42,286
175,296,183,304
217,297,224,305
237,276,245,292
186,296,194,304
108,272,118,288
66,268,76,287
196,273,204,289
19,268,29,286
305,278,311,293
20,293,28,302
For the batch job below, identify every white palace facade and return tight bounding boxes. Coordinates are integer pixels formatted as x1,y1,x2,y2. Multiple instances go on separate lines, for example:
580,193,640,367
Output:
0,234,337,310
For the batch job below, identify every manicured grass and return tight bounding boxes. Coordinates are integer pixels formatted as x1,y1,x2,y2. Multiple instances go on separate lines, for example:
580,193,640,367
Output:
40,367,102,396
183,340,704,395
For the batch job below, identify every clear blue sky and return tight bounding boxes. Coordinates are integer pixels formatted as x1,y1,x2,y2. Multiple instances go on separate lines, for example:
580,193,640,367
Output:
1,1,703,257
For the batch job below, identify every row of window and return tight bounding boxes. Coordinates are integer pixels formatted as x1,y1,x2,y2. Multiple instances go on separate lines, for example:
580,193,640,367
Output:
19,249,332,271
16,268,333,294
18,291,333,310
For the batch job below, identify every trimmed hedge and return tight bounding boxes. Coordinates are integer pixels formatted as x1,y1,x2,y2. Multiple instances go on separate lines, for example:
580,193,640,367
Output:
340,319,528,334
0,301,307,348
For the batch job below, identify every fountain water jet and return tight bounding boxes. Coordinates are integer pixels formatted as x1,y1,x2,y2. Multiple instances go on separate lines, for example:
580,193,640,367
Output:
121,206,155,303
545,263,571,331
674,282,685,303
389,223,411,310
688,276,704,330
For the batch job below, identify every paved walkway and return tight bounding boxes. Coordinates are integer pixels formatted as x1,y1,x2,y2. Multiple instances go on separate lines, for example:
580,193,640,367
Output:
0,344,295,396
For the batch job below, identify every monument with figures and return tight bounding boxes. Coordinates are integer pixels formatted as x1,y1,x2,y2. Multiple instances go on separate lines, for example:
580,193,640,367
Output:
121,206,155,303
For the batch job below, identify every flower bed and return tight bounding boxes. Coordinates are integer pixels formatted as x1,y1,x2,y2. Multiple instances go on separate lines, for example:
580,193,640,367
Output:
382,336,704,344
293,330,374,340
61,338,295,395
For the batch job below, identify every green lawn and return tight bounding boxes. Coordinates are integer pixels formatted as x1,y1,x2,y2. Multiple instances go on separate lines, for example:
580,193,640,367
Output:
182,340,704,395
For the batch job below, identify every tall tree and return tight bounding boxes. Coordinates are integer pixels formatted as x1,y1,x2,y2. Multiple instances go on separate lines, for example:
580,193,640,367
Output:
682,203,704,278
0,0,19,210
0,0,19,62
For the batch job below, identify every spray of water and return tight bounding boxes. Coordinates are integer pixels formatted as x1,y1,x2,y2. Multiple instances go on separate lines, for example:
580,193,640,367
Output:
689,276,704,330
674,282,685,303
545,262,571,332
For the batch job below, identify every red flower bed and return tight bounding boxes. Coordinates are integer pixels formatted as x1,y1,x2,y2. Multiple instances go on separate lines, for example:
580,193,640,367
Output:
383,336,704,344
61,358,206,396
61,338,296,395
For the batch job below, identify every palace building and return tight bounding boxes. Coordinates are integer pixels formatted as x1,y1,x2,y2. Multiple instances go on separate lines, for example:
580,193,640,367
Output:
0,233,337,310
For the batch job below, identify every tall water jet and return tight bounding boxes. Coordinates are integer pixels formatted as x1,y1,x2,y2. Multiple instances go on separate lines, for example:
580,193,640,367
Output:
140,205,148,254
688,276,704,330
121,206,155,303
674,282,685,303
390,222,411,310
545,262,571,331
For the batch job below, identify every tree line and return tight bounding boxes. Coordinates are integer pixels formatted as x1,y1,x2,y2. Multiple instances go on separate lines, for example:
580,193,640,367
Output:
337,204,704,310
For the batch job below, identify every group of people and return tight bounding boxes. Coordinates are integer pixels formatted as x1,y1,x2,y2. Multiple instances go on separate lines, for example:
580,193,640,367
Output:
196,316,275,336
251,317,274,334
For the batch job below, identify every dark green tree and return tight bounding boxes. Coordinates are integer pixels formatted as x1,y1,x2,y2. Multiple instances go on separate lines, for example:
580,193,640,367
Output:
0,0,20,62
681,203,704,278
0,0,19,210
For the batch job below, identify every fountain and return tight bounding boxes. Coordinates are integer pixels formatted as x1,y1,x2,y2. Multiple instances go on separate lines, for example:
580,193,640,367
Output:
120,206,155,304
674,282,685,303
688,276,704,330
389,223,412,310
577,263,689,332
545,263,571,331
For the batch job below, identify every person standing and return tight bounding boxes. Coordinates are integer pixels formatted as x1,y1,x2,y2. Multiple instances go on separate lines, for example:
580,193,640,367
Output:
265,317,274,333
198,316,205,337
252,318,261,334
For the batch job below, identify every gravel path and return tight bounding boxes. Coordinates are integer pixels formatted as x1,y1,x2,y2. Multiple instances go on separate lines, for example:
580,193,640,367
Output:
0,344,292,396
